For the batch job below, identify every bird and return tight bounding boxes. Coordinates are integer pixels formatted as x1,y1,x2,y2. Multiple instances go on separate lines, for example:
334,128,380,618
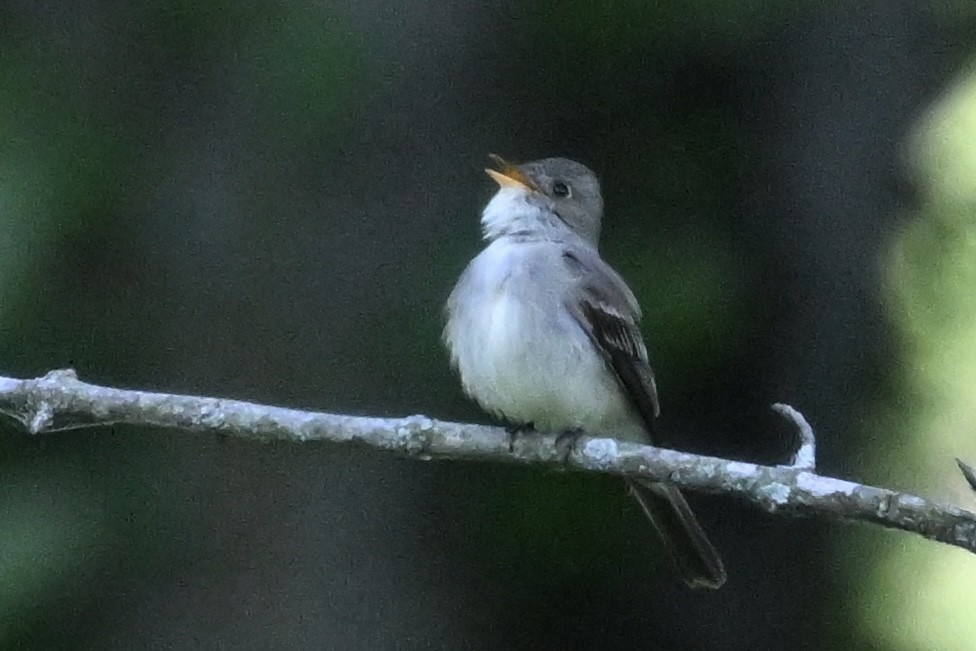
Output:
443,154,726,589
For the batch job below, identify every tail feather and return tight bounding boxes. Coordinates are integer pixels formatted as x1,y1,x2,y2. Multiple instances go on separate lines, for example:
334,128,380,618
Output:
626,478,726,589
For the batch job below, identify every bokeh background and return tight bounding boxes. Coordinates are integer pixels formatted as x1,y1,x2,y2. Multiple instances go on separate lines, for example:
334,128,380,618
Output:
3,1,976,648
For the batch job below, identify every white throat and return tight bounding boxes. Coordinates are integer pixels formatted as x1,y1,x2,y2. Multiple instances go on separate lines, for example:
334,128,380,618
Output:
480,188,560,242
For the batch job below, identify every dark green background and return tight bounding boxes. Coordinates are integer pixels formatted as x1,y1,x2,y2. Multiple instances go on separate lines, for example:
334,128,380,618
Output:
2,1,975,648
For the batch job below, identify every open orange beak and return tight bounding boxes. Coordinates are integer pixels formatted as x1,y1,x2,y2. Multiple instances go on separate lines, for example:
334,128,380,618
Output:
485,154,539,192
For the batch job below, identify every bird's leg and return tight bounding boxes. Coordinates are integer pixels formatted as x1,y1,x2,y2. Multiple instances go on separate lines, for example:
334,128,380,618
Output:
506,421,535,453
555,427,585,464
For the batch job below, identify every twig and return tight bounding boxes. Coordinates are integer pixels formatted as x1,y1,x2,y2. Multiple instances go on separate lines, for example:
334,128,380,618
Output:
2,369,975,555
773,402,816,471
957,458,976,494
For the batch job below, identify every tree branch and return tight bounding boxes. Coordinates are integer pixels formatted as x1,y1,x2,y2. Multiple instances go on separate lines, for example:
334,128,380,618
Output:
3,369,976,554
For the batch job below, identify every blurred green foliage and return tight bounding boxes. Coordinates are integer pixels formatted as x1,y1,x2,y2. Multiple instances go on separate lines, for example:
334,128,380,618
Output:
2,1,976,648
869,59,976,650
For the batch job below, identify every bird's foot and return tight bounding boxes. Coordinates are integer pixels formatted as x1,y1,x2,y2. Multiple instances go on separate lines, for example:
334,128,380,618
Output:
506,422,535,453
555,428,585,464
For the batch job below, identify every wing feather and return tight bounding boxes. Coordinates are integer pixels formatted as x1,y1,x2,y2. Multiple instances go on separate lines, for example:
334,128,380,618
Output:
562,249,660,439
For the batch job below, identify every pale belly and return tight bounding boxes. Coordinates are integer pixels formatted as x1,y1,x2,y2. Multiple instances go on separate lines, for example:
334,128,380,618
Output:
445,242,643,440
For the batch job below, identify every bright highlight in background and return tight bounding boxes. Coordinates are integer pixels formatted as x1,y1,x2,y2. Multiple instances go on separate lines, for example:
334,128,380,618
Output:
868,60,976,650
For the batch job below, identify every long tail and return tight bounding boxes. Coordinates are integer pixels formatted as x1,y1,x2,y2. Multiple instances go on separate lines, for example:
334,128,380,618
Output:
626,478,726,589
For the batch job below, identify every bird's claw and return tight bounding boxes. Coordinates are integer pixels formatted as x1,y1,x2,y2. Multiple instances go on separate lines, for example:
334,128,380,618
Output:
555,428,585,464
506,422,535,452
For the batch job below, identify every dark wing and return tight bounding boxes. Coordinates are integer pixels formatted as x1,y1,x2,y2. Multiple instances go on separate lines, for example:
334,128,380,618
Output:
562,248,660,440
562,247,725,589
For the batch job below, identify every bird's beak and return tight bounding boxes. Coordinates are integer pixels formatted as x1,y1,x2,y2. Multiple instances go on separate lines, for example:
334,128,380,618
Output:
485,154,539,192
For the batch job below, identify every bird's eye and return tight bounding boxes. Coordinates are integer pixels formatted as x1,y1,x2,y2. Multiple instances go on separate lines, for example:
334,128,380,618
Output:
552,181,570,197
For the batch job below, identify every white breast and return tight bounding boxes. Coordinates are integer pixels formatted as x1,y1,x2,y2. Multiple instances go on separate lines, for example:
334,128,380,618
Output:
444,239,637,437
